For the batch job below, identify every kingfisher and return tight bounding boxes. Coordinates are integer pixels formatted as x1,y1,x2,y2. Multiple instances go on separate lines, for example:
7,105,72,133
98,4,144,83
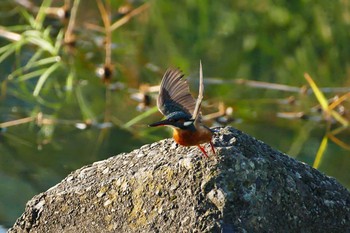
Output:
149,62,215,157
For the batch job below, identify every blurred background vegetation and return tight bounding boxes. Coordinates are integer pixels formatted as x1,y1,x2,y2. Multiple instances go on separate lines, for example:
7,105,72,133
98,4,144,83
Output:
1,0,350,229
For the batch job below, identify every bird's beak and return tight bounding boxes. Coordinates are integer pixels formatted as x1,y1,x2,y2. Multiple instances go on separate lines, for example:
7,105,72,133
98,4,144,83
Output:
148,119,172,127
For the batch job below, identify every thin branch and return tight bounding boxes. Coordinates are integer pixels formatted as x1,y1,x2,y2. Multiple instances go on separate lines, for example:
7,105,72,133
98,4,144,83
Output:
64,0,80,44
97,0,112,66
110,3,150,31
0,116,36,128
0,27,22,41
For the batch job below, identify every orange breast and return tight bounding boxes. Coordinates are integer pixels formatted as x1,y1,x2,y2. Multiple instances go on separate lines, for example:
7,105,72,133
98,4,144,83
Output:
173,126,213,146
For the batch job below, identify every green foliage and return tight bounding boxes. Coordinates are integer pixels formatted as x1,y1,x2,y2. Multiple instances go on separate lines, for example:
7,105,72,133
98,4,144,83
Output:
143,1,350,86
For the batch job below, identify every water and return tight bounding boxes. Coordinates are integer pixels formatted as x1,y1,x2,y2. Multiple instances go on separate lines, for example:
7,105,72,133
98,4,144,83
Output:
0,225,7,233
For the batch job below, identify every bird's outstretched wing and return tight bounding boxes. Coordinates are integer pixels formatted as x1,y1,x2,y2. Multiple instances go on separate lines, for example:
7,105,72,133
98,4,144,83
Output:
157,68,196,118
192,61,203,122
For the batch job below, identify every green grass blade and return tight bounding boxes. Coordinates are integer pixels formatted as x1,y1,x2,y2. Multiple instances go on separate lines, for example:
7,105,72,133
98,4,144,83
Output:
123,106,158,128
287,121,316,157
33,62,61,96
31,56,61,67
312,135,328,169
24,49,44,69
0,43,14,55
19,8,37,28
65,71,74,90
330,111,349,127
34,0,53,30
15,68,48,82
54,29,64,53
304,73,329,112
0,43,17,63
25,34,55,54
75,85,96,121
11,56,60,79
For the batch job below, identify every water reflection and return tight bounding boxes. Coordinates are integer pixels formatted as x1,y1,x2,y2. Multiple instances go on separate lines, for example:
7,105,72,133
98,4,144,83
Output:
0,225,7,233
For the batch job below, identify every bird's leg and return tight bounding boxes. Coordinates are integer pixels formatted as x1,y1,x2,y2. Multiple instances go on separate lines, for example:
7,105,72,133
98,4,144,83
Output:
197,145,208,158
210,141,216,155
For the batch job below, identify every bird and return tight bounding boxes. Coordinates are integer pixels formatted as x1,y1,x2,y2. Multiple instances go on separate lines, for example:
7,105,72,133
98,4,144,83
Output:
149,62,215,157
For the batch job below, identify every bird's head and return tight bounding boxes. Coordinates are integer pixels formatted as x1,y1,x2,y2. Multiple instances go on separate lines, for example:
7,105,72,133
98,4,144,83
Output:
149,111,195,130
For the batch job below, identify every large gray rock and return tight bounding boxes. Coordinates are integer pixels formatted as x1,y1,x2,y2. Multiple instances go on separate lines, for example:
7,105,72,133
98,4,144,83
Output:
9,127,350,233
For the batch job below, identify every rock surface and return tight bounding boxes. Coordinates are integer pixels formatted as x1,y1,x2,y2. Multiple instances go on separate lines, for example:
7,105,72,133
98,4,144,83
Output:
9,127,350,233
